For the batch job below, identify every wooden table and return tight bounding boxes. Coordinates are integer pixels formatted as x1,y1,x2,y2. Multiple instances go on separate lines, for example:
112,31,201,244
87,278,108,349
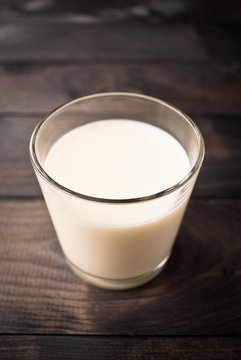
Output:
0,1,241,358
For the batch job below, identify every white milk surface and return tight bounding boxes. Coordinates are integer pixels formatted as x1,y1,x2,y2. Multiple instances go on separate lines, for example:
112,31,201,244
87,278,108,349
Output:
41,120,192,285
45,119,190,199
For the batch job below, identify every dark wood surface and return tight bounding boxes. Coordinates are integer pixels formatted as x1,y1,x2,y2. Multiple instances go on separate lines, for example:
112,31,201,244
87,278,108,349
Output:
1,336,241,360
1,63,241,114
0,0,241,358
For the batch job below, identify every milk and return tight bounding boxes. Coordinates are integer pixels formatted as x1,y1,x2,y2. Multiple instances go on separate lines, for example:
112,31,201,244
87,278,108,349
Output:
39,119,192,288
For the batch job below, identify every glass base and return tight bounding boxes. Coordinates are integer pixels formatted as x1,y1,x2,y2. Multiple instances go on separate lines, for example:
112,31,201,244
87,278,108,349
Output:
66,253,171,290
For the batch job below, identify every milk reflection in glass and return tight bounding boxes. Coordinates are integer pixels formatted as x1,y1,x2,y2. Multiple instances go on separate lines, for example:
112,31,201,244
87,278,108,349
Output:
39,119,191,286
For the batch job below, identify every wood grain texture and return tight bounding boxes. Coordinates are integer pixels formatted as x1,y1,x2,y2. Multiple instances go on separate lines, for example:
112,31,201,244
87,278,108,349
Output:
2,0,241,24
1,114,240,197
1,0,241,24
0,24,208,61
0,336,241,360
0,63,240,115
3,23,240,62
0,21,239,62
1,22,239,63
0,199,240,335
0,115,40,197
0,23,240,63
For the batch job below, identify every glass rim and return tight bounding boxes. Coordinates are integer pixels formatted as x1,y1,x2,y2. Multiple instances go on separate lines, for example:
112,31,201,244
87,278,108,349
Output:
29,92,205,204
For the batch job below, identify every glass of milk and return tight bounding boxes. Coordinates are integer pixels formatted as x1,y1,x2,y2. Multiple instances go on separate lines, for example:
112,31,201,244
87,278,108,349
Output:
29,93,204,290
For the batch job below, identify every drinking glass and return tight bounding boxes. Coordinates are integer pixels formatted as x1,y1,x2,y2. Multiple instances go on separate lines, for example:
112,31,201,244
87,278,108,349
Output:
29,93,204,290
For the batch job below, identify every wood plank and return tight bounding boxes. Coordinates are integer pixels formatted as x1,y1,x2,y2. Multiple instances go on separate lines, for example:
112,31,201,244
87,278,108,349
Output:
1,0,241,24
194,115,241,197
0,24,209,61
0,20,240,62
0,114,240,198
0,63,240,115
0,336,241,360
0,116,41,197
0,199,240,334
